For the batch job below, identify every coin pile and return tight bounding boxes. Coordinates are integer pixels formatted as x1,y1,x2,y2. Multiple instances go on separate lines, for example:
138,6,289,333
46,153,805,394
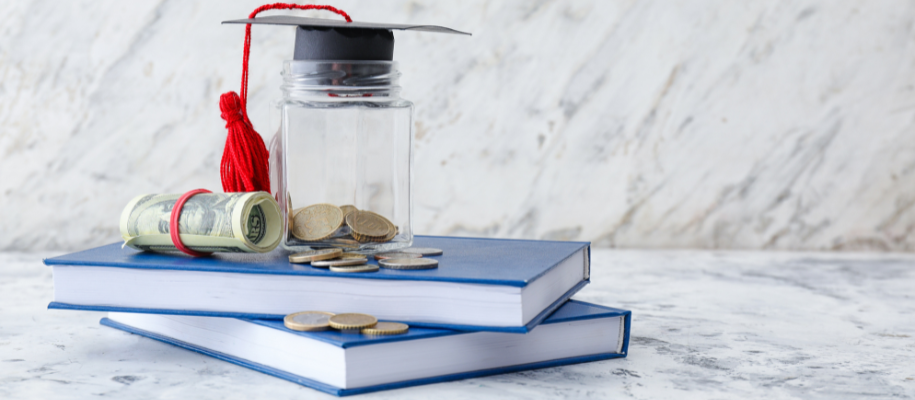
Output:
288,248,379,272
289,203,398,245
284,311,409,335
289,247,445,272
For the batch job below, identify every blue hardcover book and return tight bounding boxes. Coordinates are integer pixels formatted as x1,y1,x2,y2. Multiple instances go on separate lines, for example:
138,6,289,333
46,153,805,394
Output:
46,236,590,333
100,300,630,396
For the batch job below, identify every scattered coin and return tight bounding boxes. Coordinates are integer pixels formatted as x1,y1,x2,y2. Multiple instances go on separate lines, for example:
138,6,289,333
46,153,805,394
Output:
401,247,444,256
329,313,378,330
329,264,379,273
289,248,343,263
362,322,409,335
340,252,367,259
292,204,344,241
374,252,422,260
284,311,335,331
313,258,369,267
378,258,439,270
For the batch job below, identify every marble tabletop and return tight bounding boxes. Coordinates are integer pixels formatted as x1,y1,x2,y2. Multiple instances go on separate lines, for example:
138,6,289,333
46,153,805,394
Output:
1,249,913,399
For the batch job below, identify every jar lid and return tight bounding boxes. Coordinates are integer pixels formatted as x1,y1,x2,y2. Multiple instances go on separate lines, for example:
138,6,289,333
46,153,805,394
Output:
223,16,471,61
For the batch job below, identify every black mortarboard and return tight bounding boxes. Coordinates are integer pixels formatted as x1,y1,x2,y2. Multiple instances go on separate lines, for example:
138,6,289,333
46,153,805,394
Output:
222,16,470,61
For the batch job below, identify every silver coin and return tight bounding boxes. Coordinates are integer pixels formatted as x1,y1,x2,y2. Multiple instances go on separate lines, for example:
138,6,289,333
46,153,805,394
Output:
329,264,380,273
401,247,444,256
312,258,369,267
290,312,332,326
374,252,422,260
378,258,439,270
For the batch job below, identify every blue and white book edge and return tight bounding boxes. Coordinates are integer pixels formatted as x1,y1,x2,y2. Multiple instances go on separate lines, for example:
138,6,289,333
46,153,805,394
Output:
99,300,631,396
49,279,590,334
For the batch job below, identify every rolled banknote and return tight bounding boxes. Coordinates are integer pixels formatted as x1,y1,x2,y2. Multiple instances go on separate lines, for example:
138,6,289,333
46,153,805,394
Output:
119,192,281,253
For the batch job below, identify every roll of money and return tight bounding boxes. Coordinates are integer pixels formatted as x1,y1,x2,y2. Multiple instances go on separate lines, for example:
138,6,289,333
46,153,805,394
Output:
119,192,282,253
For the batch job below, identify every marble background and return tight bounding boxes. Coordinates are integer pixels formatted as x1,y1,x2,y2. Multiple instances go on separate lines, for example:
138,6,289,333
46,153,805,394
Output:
1,0,914,252
3,249,914,398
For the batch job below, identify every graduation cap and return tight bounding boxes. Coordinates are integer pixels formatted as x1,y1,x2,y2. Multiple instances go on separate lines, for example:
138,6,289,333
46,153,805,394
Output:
222,15,471,61
216,4,469,197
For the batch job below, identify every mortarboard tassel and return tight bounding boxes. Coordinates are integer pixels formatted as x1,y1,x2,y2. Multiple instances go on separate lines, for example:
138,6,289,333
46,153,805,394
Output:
219,3,352,193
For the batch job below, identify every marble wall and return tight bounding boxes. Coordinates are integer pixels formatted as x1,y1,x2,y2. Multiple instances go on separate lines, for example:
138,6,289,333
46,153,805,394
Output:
1,0,913,252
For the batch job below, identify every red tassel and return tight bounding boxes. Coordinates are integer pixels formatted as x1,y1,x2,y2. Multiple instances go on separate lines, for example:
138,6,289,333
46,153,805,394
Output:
218,4,352,193
219,92,270,192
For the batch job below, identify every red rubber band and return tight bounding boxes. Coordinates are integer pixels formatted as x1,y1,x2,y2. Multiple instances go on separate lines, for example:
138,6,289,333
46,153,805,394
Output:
170,189,214,257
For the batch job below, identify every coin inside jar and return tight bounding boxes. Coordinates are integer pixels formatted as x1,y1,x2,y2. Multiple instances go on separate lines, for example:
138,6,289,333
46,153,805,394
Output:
312,258,369,268
374,252,423,260
340,205,358,219
292,204,344,241
346,210,394,242
289,248,343,263
378,258,439,270
286,193,294,229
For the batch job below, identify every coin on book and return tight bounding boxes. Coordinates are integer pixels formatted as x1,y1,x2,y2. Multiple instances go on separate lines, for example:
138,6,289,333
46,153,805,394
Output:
289,248,343,263
362,322,409,335
292,203,344,241
373,252,422,260
339,252,367,259
329,313,377,330
312,258,368,267
401,247,443,256
329,264,379,273
284,311,335,331
378,258,439,270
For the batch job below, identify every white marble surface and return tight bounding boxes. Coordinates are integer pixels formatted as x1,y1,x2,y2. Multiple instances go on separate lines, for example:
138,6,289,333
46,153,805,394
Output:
2,249,913,399
2,0,915,252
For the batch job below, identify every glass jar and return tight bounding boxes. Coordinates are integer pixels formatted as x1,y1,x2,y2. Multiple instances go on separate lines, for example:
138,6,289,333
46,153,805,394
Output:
270,60,413,253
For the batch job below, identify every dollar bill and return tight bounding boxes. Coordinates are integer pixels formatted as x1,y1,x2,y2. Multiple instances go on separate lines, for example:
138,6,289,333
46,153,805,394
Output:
119,191,281,253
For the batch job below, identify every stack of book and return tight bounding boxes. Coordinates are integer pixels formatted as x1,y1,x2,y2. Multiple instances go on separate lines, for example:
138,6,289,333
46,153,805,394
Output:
45,236,631,396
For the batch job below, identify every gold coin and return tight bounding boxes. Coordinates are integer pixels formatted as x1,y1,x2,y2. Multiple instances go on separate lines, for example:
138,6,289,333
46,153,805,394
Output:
352,231,395,243
362,322,409,335
286,193,294,229
340,205,358,219
329,264,379,273
384,227,397,241
284,311,335,331
329,313,377,330
292,204,344,241
289,248,343,263
340,252,367,259
345,211,394,239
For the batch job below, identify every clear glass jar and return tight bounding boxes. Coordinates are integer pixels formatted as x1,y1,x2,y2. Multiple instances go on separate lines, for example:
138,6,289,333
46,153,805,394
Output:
270,61,413,253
